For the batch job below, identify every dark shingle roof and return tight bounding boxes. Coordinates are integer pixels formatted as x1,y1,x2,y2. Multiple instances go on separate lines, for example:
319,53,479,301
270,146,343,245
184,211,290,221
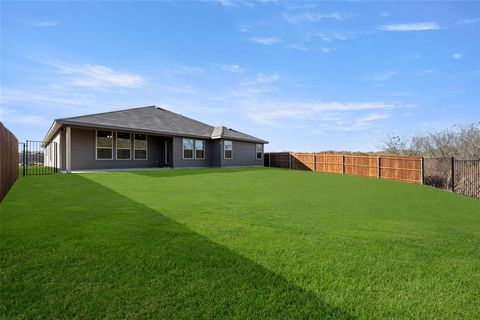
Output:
54,106,267,143
213,126,267,144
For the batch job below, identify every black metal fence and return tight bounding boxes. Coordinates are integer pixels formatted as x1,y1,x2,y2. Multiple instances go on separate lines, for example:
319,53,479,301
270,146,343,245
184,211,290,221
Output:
18,140,58,176
424,157,479,199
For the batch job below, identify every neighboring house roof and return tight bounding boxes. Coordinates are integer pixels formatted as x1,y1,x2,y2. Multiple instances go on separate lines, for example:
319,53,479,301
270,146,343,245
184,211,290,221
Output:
45,106,268,144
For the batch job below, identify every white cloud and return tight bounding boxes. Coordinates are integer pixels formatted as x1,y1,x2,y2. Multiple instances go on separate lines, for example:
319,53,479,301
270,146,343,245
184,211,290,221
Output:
362,71,397,82
284,11,351,23
214,0,237,7
57,64,145,88
380,12,391,18
411,69,435,76
458,18,480,25
453,53,464,60
451,70,480,78
288,43,332,53
357,112,389,123
0,87,103,112
237,24,252,32
250,36,282,45
255,73,280,83
171,65,204,75
0,107,49,126
313,32,349,42
379,22,440,31
244,100,398,125
31,20,58,27
221,64,245,73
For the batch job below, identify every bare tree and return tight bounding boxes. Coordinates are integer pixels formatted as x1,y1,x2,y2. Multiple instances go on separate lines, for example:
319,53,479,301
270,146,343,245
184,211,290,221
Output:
382,123,480,159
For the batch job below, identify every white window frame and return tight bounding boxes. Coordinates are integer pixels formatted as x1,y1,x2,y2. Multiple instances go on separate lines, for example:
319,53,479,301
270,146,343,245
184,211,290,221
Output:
224,140,233,160
182,138,194,160
194,139,205,160
116,132,131,160
95,130,113,160
133,134,148,160
256,144,263,160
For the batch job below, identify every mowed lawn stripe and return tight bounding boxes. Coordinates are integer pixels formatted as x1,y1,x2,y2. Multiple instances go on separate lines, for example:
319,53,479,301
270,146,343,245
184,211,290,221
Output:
1,168,479,319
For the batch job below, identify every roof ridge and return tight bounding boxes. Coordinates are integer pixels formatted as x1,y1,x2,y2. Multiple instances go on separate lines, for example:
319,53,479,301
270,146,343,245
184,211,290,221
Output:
55,105,156,121
154,108,215,130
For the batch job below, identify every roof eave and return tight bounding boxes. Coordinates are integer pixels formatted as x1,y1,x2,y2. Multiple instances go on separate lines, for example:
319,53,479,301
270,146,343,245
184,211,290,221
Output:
43,121,62,145
211,136,268,144
55,120,213,140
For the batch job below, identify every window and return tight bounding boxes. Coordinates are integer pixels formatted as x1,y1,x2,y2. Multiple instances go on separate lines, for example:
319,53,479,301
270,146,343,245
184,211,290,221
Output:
256,144,263,160
96,130,113,160
183,138,194,159
116,132,131,160
195,140,205,159
224,140,232,159
134,134,147,160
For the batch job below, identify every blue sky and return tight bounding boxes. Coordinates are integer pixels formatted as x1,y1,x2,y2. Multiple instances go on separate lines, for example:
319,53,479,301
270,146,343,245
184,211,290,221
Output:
1,1,479,151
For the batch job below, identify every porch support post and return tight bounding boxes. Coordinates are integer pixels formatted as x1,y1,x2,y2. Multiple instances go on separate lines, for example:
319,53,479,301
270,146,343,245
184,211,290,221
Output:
66,126,71,173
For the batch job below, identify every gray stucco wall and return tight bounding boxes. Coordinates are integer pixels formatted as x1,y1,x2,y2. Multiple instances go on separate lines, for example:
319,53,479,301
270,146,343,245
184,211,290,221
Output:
70,127,165,170
220,139,264,167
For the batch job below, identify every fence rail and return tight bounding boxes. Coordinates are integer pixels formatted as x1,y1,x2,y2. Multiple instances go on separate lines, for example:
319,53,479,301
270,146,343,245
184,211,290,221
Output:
0,122,19,202
424,157,480,198
18,140,58,176
265,152,422,183
265,152,479,199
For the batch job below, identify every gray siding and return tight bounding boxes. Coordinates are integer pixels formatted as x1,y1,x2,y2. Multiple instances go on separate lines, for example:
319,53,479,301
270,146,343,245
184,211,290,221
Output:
220,139,264,167
60,128,66,171
172,136,212,168
70,127,164,170
210,140,222,167
54,126,264,171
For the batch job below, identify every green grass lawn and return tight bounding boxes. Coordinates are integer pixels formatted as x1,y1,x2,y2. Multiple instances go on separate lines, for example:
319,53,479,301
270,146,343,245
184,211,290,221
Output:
1,168,479,319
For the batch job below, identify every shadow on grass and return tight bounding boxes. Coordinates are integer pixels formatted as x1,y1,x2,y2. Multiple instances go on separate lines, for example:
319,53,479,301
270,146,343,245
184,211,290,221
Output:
130,166,268,178
1,174,354,319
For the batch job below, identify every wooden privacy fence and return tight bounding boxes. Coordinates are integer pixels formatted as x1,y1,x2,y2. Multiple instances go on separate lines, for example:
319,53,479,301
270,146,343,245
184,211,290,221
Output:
0,122,19,202
265,152,423,184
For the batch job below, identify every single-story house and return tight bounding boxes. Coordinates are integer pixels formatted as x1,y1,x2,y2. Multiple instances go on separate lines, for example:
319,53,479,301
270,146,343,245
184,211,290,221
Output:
43,106,268,172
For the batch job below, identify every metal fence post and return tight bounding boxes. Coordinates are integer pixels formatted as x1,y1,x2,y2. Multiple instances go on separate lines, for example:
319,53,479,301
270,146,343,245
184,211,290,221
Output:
289,153,292,169
313,153,316,172
342,155,345,175
451,156,455,192
22,142,26,176
25,140,28,176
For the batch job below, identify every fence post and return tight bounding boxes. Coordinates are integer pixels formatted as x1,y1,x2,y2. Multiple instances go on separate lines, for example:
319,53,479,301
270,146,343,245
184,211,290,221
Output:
289,153,292,169
421,157,424,184
268,153,271,167
377,156,381,179
342,155,345,175
451,156,455,192
25,140,28,176
22,142,26,176
313,153,316,172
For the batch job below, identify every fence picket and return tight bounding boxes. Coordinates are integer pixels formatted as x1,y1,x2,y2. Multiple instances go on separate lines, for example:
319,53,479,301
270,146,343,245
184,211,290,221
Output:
266,152,479,199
